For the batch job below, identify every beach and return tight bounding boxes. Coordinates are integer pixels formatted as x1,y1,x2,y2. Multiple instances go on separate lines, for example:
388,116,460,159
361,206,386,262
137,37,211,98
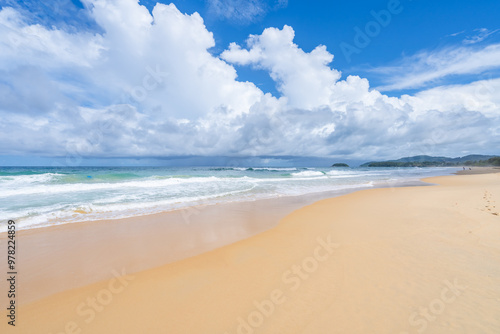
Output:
3,0,500,333
2,171,500,333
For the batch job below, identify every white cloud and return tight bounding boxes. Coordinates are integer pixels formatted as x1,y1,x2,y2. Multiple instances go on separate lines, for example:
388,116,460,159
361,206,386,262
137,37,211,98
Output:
0,7,103,69
447,30,465,37
403,78,500,118
0,0,499,162
373,43,500,91
463,28,499,45
222,25,341,109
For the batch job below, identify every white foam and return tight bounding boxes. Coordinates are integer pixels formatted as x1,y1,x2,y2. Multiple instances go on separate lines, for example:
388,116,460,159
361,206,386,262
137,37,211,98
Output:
10,185,258,231
251,167,297,171
0,173,62,186
0,167,455,233
291,171,325,177
0,176,246,198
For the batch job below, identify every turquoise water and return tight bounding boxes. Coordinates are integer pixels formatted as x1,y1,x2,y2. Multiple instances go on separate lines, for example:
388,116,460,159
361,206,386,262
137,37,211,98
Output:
0,166,456,231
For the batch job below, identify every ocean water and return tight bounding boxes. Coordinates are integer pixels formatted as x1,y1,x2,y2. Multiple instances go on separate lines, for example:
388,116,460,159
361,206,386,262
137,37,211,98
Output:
0,166,456,231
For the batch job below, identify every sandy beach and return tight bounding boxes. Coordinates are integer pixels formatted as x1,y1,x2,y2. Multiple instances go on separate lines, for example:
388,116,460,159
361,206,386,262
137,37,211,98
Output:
2,172,500,333
3,1,500,333
455,166,500,175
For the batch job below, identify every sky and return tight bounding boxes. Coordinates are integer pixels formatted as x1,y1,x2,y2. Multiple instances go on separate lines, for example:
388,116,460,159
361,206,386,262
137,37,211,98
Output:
0,0,499,166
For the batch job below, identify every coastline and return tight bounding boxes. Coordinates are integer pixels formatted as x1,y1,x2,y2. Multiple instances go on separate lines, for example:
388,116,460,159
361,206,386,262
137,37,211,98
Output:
0,166,454,234
2,170,500,333
455,166,500,175
0,177,429,306
2,1,499,333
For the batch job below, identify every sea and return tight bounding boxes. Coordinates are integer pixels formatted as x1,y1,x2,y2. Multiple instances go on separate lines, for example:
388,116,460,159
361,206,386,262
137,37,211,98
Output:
0,166,458,232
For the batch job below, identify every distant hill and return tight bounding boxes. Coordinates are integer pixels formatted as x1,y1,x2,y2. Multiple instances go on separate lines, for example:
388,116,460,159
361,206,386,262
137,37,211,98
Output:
361,155,499,167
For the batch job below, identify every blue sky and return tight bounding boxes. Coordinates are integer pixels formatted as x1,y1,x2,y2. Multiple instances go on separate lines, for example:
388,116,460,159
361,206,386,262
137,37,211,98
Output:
1,0,500,166
7,0,500,94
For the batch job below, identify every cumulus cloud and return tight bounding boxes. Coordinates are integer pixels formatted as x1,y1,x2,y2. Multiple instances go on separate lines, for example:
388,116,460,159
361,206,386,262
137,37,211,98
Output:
221,25,342,109
0,7,103,69
0,0,499,162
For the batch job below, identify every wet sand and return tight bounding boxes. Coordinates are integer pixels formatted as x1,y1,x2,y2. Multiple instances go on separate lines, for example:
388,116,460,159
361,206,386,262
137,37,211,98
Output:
1,183,397,305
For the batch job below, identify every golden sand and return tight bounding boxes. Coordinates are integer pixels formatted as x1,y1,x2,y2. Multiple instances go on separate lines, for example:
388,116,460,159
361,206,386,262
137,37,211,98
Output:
2,173,500,333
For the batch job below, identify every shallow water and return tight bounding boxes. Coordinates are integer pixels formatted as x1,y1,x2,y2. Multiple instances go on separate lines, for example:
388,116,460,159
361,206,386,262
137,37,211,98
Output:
0,166,457,231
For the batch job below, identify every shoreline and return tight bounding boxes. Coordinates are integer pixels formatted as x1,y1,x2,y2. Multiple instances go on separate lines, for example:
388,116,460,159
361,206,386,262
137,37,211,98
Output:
2,173,454,235
0,177,432,306
3,171,499,333
1,166,459,234
455,166,500,175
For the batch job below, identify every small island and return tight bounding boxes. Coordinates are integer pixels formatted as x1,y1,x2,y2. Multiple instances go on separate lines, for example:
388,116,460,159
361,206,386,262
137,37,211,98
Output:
331,163,349,167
